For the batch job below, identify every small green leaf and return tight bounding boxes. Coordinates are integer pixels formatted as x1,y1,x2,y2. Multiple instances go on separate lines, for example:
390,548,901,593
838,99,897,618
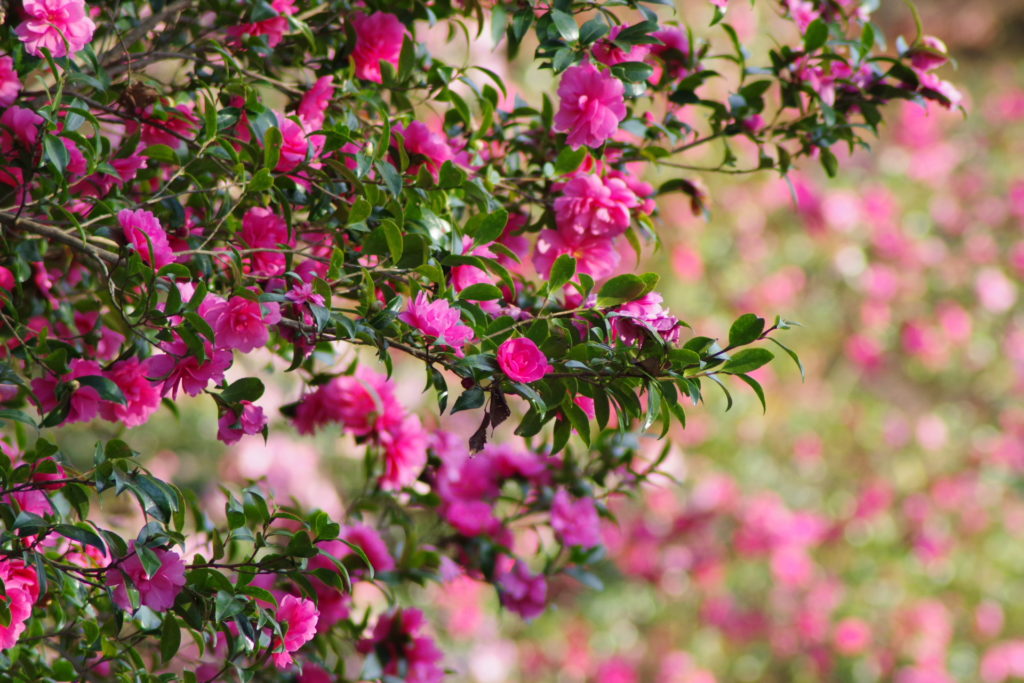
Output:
458,283,503,301
160,615,182,663
43,134,69,174
451,386,485,414
548,254,576,293
803,18,829,52
220,377,265,403
76,375,126,404
610,61,654,83
554,146,587,176
263,125,283,170
728,314,765,347
550,9,579,42
721,348,774,374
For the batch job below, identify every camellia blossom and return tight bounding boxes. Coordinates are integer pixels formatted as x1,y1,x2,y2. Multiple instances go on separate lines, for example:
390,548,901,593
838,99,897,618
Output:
203,295,282,353
550,489,603,548
98,357,161,428
554,173,639,239
298,76,334,130
497,338,553,383
107,543,186,612
399,291,474,352
240,206,291,276
351,11,405,83
217,401,268,445
496,559,548,620
0,558,40,650
0,55,22,107
378,414,429,490
553,61,627,149
0,106,43,151
398,121,454,179
30,358,103,425
611,293,682,346
148,338,233,398
118,209,174,269
357,609,445,683
592,25,653,66
15,0,96,59
271,595,319,668
533,228,622,281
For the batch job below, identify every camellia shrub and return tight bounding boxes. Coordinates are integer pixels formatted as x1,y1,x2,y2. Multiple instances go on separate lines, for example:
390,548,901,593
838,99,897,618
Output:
0,0,955,680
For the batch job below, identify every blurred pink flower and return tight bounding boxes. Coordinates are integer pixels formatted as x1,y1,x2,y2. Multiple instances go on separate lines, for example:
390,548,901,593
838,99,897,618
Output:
99,357,161,428
0,558,39,650
551,489,602,548
0,55,22,107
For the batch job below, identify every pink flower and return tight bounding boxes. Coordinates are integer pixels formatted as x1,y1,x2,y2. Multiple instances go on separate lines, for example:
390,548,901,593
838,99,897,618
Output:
909,36,949,72
98,357,161,428
496,559,547,619
444,499,502,537
550,489,602,548
357,609,445,683
0,106,43,151
553,61,626,149
340,524,395,573
293,368,403,436
148,338,234,398
611,293,681,346
555,173,638,239
785,0,819,32
217,401,268,445
274,112,319,173
0,558,39,650
107,543,186,612
351,12,405,83
592,25,652,66
533,229,622,281
15,0,96,58
399,291,474,352
834,617,872,655
271,595,319,669
378,414,429,490
137,102,199,148
650,28,696,82
118,209,174,269
398,121,454,179
30,358,103,424
241,206,291,276
285,281,325,307
0,55,22,107
203,295,282,352
498,338,553,383
298,76,334,130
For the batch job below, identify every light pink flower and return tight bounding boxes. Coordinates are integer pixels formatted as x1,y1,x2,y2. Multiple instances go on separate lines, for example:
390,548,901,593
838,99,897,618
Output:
555,174,638,239
118,209,174,269
241,206,291,276
298,76,334,130
107,543,186,612
351,12,405,83
498,338,553,383
98,357,161,428
399,291,474,352
203,295,281,352
533,228,622,281
834,617,872,655
274,112,319,173
496,559,547,619
378,414,429,490
15,0,96,58
553,61,626,149
0,106,43,151
0,55,22,107
271,595,319,669
0,558,39,650
217,401,268,445
611,293,681,346
551,489,602,548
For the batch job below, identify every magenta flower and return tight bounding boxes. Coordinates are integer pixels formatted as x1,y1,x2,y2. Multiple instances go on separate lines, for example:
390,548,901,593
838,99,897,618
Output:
98,357,161,428
0,55,22,107
443,499,501,537
217,401,268,445
0,106,43,151
118,209,175,269
351,11,405,83
497,338,553,383
107,543,186,613
30,358,103,425
496,559,547,620
298,76,334,130
293,368,404,436
399,291,474,352
15,0,96,58
274,112,319,173
611,293,681,346
554,173,639,239
340,523,396,573
553,61,626,150
592,25,653,66
271,595,319,668
378,414,429,490
241,206,291,276
398,121,454,179
533,228,622,281
148,338,233,398
0,558,39,650
550,489,603,548
357,609,445,683
203,295,281,352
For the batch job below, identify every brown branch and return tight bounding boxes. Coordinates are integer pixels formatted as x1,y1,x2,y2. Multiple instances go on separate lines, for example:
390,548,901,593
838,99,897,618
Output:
0,211,120,267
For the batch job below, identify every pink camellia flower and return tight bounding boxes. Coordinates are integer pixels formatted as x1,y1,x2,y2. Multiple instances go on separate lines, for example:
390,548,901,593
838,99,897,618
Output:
98,357,161,428
909,36,949,72
649,27,697,83
271,594,319,668
397,121,454,179
136,102,199,148
555,173,639,239
298,76,334,130
399,291,474,352
0,106,43,151
15,0,96,58
0,55,22,107
30,358,104,424
834,617,872,655
496,558,547,619
357,609,445,683
553,61,627,149
226,0,295,47
293,367,403,436
443,499,502,537
340,524,395,574
0,557,40,650
611,293,682,346
241,206,291,276
550,489,603,548
378,414,429,490
148,338,233,398
29,457,66,490
785,0,819,32
118,209,174,269
107,543,186,612
351,11,405,83
274,112,319,173
592,25,653,66
497,337,553,383
533,229,622,281
217,401,268,445
203,295,282,352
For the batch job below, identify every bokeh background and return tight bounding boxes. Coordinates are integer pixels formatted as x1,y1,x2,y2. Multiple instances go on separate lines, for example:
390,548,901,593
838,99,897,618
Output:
45,1,1024,681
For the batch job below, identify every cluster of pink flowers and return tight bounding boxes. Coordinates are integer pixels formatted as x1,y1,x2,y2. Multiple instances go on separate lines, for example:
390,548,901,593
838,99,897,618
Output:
240,206,293,276
106,543,187,613
293,368,428,489
400,291,474,354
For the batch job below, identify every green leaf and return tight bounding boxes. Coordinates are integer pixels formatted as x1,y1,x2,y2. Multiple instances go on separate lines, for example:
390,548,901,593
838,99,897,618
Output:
550,9,579,42
554,146,587,176
728,314,765,347
136,544,163,580
579,17,609,45
548,254,576,293
160,615,182,664
43,135,70,174
381,220,404,263
768,336,805,380
55,523,106,553
0,409,35,428
142,144,179,164
248,168,273,192
596,273,657,307
735,373,767,413
220,377,265,403
819,146,838,178
458,283,503,301
76,375,126,404
263,125,282,170
465,209,509,245
611,61,654,83
803,18,829,52
721,348,774,374
451,386,485,414
376,160,403,196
